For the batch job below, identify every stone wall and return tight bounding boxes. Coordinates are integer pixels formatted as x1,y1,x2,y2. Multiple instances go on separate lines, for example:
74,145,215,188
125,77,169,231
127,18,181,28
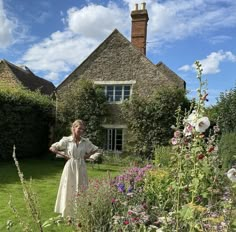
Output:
0,61,22,88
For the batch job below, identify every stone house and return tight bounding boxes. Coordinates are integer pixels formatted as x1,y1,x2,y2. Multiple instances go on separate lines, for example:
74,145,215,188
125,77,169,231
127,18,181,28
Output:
0,59,55,95
56,3,186,152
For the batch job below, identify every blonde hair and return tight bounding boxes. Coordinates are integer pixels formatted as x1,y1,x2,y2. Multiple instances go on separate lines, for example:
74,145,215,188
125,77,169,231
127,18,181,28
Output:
71,119,85,129
71,119,85,137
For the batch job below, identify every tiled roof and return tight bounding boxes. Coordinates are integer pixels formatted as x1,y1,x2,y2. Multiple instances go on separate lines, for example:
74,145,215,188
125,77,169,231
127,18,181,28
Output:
2,59,55,95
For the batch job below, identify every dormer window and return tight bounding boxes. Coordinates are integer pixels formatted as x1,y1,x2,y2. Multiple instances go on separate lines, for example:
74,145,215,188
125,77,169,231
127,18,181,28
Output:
94,80,136,103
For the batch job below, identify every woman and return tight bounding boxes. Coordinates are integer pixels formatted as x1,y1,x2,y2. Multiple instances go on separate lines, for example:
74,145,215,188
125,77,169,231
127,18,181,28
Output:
49,119,98,217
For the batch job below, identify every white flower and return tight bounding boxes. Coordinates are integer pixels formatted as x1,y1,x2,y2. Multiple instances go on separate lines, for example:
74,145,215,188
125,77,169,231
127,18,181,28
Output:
195,117,210,133
186,110,198,126
227,168,236,182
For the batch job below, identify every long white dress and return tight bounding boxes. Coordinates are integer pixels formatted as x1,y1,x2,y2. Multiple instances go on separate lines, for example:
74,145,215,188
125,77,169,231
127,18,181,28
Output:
51,135,98,217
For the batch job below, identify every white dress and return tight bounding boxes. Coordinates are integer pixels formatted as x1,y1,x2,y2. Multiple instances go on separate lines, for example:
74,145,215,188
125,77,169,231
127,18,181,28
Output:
51,135,98,217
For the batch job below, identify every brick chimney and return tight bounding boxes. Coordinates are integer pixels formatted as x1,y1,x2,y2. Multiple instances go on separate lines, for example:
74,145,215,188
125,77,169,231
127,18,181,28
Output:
131,2,149,55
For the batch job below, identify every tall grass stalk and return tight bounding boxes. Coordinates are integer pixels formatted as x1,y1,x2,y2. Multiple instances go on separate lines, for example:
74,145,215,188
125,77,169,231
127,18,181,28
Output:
12,145,43,232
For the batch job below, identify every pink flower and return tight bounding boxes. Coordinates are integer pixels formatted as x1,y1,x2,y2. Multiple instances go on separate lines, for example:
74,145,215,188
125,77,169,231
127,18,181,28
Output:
171,137,178,145
123,220,129,225
183,124,193,136
174,130,181,138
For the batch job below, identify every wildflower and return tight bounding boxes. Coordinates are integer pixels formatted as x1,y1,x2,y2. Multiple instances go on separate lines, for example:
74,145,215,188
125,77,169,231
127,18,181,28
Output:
198,154,205,160
174,130,181,138
183,124,194,136
123,220,129,225
117,183,126,192
111,198,117,204
186,110,197,126
195,117,210,133
208,146,214,153
227,168,236,182
171,137,178,145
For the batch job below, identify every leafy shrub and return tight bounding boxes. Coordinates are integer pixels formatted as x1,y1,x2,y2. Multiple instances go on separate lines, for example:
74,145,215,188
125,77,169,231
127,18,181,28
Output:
154,145,174,167
121,86,190,159
208,85,236,133
219,132,236,170
56,78,107,146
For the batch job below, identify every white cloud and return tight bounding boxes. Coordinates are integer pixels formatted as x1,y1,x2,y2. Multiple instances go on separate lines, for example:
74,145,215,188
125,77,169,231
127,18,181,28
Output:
178,65,191,72
179,50,236,75
0,0,17,49
209,35,232,45
144,0,236,49
67,3,128,40
20,30,99,73
20,2,129,83
18,0,236,84
199,50,236,75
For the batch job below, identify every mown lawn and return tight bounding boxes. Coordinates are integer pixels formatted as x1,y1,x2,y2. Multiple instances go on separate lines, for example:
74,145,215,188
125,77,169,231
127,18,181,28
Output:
0,158,124,231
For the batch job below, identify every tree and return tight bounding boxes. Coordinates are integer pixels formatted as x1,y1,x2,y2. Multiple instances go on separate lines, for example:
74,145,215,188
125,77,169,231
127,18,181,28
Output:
56,79,107,146
208,85,236,133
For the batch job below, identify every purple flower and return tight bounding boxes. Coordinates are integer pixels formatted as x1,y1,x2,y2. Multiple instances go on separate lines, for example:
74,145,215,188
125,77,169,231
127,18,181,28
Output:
117,183,126,192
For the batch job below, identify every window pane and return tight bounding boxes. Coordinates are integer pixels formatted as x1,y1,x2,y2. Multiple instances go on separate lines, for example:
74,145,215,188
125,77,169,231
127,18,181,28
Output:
124,86,130,91
106,86,114,102
124,85,130,100
115,86,122,101
106,128,123,151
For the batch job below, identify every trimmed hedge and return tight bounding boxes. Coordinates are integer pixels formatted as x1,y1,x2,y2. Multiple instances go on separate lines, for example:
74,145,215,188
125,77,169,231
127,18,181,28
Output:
0,86,55,160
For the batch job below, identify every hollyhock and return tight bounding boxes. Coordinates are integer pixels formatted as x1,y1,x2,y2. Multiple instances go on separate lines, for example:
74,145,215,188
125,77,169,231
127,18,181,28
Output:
186,110,197,126
183,124,194,136
227,168,236,182
195,117,210,133
171,137,178,145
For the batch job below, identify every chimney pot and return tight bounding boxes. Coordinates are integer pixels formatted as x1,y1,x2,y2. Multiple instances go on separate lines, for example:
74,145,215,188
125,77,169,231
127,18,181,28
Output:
142,2,146,10
131,3,149,55
135,3,138,10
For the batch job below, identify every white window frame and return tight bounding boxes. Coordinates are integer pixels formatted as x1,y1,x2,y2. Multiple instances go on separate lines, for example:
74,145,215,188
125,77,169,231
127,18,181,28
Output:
94,80,136,104
102,124,127,152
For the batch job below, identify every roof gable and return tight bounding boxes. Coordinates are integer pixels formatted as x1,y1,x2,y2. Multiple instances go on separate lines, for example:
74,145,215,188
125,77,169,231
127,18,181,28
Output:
57,29,158,89
1,59,55,95
156,62,186,89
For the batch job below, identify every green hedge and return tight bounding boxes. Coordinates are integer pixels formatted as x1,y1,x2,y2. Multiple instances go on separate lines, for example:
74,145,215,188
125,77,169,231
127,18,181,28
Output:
218,132,236,170
0,86,55,160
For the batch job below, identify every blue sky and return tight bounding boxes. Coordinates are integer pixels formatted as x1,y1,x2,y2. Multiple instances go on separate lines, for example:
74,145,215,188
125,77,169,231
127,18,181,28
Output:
0,0,236,106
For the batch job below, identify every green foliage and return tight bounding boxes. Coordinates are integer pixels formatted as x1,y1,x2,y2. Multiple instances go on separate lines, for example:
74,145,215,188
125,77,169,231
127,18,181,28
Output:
73,179,114,232
121,86,190,158
0,86,54,160
209,85,236,133
154,145,174,167
143,168,172,210
56,79,107,146
218,132,236,170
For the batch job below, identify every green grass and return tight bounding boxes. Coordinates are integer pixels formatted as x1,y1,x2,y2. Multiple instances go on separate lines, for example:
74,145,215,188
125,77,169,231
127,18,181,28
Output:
0,158,124,232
